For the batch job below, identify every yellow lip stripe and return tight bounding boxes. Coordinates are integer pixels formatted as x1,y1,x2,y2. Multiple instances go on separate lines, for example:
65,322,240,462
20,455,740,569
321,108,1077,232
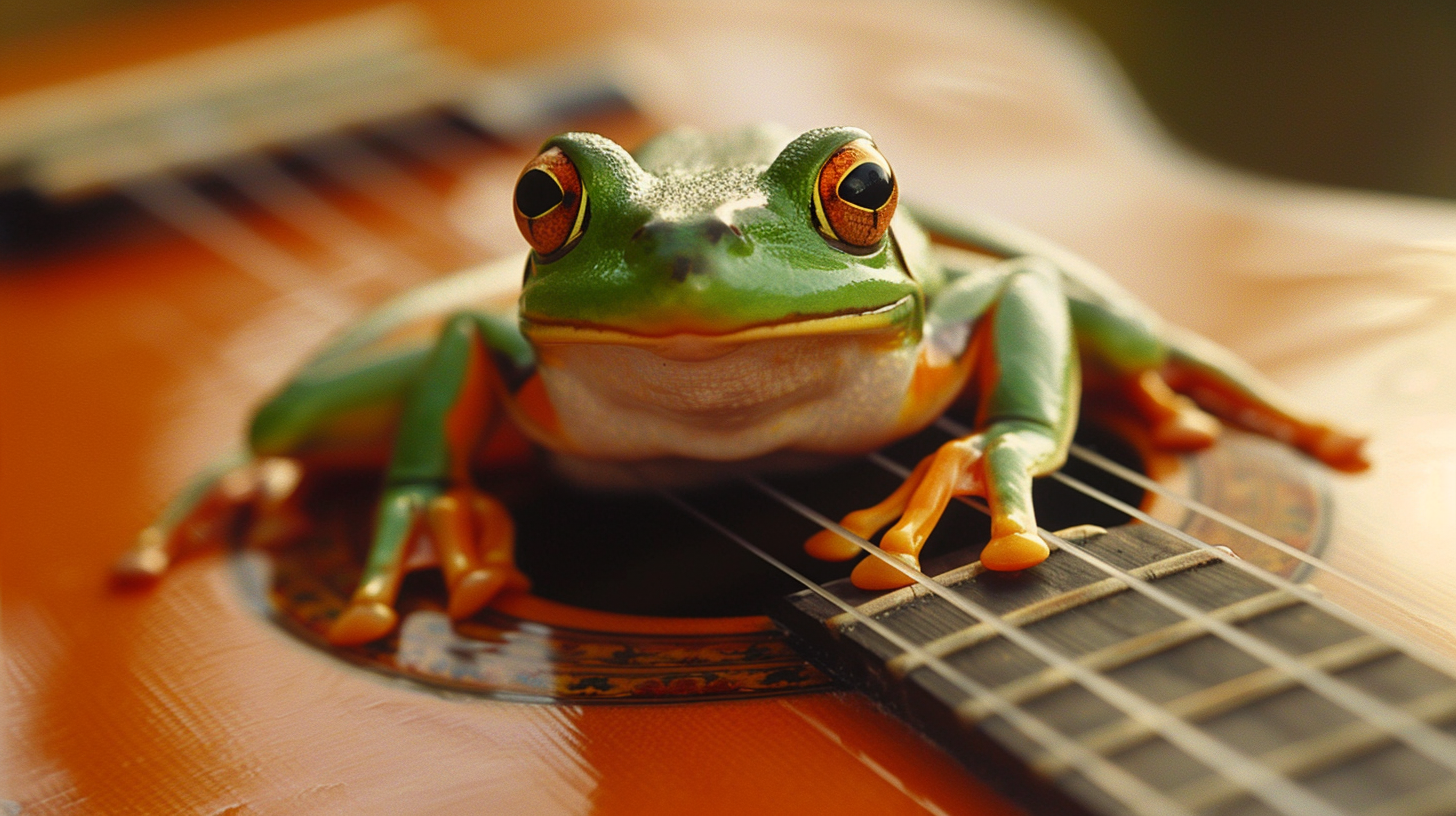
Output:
523,295,915,346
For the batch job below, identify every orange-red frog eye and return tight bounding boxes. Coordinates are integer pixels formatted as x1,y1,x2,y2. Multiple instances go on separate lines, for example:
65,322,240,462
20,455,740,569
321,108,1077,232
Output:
514,147,589,257
814,139,898,249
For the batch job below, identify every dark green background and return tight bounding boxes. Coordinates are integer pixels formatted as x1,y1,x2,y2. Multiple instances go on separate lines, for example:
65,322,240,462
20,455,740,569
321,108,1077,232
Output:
4,0,1456,199
1049,0,1456,199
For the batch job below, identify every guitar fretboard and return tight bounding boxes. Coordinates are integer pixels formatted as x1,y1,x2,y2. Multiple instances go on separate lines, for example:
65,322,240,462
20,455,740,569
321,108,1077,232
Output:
777,524,1456,816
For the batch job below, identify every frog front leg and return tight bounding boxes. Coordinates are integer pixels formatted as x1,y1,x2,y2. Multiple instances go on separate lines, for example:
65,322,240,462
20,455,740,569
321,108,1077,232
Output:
808,257,1077,587
328,314,529,646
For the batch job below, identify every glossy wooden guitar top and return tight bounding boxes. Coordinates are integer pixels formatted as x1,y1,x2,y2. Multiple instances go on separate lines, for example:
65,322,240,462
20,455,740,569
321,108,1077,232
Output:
6,0,1456,814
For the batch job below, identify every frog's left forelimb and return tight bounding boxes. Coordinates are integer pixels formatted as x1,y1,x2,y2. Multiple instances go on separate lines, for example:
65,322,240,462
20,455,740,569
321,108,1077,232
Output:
327,313,529,646
808,256,1077,585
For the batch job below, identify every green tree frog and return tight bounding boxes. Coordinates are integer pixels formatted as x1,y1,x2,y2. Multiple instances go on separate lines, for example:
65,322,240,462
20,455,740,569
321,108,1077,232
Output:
117,125,1367,646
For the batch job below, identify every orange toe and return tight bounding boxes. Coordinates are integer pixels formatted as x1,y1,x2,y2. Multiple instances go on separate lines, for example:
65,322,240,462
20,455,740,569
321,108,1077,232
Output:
327,601,398,646
112,531,170,587
1310,428,1370,472
805,529,863,562
980,532,1050,571
448,569,507,620
850,552,921,590
1152,409,1221,451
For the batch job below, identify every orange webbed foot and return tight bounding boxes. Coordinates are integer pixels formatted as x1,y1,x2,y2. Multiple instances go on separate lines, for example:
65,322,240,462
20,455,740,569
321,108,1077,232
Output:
807,425,1062,590
1306,426,1371,472
850,552,922,590
1149,398,1222,451
430,491,530,622
807,436,993,592
113,457,307,588
980,531,1050,572
325,486,527,647
329,601,399,646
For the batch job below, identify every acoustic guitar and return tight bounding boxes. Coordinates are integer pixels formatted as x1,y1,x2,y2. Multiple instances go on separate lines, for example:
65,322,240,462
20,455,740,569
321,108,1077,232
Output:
6,1,1456,814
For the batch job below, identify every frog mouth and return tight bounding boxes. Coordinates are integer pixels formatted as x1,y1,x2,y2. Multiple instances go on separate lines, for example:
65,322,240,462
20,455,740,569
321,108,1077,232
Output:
521,295,915,354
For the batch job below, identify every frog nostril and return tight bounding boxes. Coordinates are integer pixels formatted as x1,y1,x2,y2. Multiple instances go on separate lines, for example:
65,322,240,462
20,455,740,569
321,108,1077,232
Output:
703,220,734,244
671,256,694,282
628,217,746,281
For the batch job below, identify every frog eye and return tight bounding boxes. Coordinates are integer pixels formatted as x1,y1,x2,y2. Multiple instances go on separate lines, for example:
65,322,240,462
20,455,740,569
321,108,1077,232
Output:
813,139,898,249
514,147,589,257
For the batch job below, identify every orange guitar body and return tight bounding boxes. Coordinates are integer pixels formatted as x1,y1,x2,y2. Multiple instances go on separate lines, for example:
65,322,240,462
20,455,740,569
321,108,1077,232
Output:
6,1,1456,814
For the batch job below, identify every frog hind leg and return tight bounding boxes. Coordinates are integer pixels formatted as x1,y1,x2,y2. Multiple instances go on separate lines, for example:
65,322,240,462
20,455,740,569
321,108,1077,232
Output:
113,455,306,584
1162,328,1369,471
327,313,531,647
1069,297,1222,451
1071,296,1367,471
811,258,1077,587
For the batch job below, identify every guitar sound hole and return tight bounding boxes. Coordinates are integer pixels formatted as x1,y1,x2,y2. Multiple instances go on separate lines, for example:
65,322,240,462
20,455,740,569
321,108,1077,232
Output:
507,417,1146,619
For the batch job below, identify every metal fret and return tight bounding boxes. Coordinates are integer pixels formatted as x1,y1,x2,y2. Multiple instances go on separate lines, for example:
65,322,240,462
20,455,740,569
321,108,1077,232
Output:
824,559,996,629
1034,634,1396,777
957,588,1302,723
889,547,1220,677
1172,684,1456,811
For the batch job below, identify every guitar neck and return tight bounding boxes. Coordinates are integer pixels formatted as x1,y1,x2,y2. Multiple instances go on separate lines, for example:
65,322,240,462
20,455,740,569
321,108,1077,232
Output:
777,523,1456,816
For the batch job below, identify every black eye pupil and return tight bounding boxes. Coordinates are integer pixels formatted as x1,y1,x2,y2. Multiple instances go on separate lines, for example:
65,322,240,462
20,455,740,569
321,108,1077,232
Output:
516,168,564,218
837,162,892,210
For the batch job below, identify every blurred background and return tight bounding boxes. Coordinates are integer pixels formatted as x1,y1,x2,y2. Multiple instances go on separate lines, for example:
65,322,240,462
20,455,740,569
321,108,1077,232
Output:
5,0,1456,200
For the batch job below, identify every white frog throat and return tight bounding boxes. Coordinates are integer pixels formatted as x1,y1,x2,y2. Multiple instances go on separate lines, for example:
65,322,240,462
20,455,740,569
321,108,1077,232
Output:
535,332,924,462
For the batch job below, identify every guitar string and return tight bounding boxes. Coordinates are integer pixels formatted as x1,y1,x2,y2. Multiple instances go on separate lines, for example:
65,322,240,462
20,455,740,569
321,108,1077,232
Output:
1047,455,1456,682
373,115,502,175
960,422,1456,681
743,475,1347,816
773,700,959,816
928,417,1456,771
1067,441,1456,634
123,114,495,325
638,473,1204,816
293,136,488,261
122,173,360,325
215,152,440,289
133,128,1432,810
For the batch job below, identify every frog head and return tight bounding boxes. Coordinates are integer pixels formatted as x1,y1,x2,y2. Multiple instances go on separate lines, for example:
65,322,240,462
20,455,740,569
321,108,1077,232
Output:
514,125,937,348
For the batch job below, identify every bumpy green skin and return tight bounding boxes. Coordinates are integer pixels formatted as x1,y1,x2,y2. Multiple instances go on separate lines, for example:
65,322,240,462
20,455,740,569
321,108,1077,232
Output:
225,124,1282,631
